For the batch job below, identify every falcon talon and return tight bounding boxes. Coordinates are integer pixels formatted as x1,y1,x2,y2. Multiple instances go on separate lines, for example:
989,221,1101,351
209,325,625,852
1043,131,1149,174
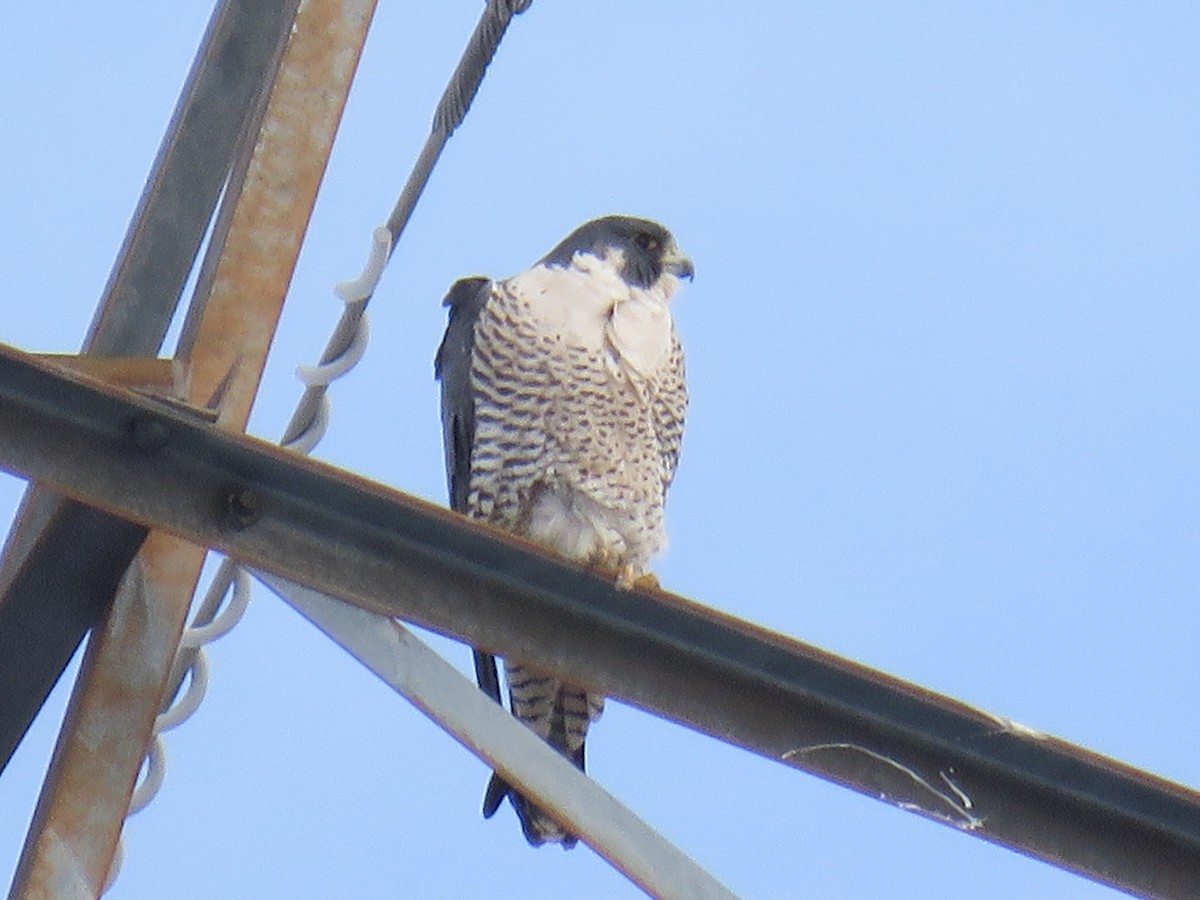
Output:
631,572,661,591
435,215,691,847
616,565,637,590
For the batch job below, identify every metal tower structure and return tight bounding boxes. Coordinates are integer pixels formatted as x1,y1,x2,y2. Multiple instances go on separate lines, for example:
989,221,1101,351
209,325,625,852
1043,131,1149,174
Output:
2,2,1199,897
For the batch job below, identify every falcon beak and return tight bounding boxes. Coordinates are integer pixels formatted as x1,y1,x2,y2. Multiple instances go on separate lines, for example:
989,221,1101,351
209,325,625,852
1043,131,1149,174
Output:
662,247,695,281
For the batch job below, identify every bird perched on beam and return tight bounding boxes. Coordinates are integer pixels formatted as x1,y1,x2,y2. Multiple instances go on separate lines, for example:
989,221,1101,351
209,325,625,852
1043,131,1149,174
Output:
435,215,692,847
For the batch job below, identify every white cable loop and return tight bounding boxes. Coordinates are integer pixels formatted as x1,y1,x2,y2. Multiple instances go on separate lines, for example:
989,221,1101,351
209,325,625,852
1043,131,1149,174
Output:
179,568,253,649
104,571,250,893
282,393,331,455
334,225,391,303
295,313,371,386
154,649,211,733
283,225,388,456
128,735,167,816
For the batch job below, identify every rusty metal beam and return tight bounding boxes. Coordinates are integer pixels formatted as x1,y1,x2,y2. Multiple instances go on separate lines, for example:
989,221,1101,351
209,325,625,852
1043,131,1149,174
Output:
5,0,378,895
1,343,1198,899
0,0,304,778
172,0,378,380
31,357,180,393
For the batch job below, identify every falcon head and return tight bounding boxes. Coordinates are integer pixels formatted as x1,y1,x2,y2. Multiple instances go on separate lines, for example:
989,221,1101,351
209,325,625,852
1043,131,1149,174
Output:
540,215,694,290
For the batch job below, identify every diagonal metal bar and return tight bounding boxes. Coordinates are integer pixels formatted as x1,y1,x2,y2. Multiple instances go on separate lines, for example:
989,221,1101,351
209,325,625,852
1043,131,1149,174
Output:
255,571,737,900
0,344,1198,898
0,0,302,777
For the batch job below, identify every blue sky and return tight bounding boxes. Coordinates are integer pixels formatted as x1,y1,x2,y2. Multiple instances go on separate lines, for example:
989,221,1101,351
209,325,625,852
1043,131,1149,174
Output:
2,2,1198,897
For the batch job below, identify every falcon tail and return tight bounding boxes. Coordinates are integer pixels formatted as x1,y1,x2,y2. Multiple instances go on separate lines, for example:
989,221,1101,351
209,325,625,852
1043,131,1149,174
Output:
482,767,581,849
483,667,601,848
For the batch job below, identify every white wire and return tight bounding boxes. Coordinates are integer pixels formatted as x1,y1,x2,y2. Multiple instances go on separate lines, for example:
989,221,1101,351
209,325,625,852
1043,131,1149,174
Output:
294,314,371,386
179,568,253,649
128,736,167,816
334,225,391,303
153,650,210,733
282,392,331,455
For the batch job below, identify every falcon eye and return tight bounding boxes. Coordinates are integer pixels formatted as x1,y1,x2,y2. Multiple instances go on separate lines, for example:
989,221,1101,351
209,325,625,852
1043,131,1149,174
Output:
634,232,658,251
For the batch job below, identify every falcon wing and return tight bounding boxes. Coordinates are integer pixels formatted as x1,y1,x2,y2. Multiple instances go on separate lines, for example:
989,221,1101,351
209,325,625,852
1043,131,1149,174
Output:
654,327,689,496
434,276,503,704
435,276,489,512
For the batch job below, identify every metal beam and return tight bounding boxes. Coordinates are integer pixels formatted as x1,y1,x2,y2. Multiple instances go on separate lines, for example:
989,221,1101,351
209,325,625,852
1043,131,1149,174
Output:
0,343,1197,898
6,0,378,894
0,0,302,776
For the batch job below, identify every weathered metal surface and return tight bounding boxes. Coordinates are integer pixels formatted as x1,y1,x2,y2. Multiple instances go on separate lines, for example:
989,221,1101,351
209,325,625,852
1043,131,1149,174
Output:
6,0,377,895
6,547,182,900
1,343,1198,899
174,0,380,400
31,357,180,393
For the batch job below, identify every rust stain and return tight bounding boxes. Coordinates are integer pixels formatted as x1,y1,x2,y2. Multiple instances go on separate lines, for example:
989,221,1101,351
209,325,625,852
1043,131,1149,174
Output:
31,355,179,394
188,0,380,431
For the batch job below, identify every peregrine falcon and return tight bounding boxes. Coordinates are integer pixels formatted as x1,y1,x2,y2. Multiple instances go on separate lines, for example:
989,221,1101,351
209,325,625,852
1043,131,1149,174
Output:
435,215,692,847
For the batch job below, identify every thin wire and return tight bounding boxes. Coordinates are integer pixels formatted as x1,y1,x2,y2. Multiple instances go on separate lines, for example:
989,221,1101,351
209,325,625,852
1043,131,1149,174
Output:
282,0,531,449
106,2,533,892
